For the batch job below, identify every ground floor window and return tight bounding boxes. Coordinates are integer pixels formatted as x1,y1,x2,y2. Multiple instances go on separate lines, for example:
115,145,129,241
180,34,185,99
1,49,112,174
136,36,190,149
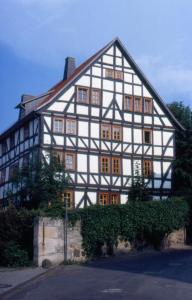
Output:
62,190,74,209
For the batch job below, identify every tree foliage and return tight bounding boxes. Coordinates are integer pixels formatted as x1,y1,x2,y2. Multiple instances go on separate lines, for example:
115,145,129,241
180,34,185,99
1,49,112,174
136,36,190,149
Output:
167,101,192,196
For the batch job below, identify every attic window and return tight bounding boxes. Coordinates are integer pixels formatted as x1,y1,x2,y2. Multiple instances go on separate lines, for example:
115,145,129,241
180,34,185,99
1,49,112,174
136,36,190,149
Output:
144,98,152,114
124,95,133,111
134,97,142,113
115,70,123,80
77,86,89,103
91,89,101,105
105,69,114,79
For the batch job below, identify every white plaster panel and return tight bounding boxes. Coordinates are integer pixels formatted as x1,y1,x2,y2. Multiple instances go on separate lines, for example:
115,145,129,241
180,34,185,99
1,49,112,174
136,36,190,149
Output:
121,194,127,204
92,67,101,77
133,75,141,85
105,46,114,56
76,105,88,115
89,155,98,173
88,192,97,205
91,107,100,117
154,180,161,188
115,82,123,93
91,123,99,138
77,154,87,172
123,58,131,68
78,121,89,137
66,103,75,113
163,131,173,146
44,116,51,129
123,127,131,142
116,94,123,109
134,129,142,143
115,46,122,57
134,115,142,123
116,57,122,66
144,116,152,124
43,134,51,144
103,55,113,65
143,86,152,98
153,131,162,146
103,91,113,107
153,161,161,178
153,101,164,115
124,83,132,94
154,147,162,156
163,181,171,189
133,160,142,175
123,159,131,176
92,77,101,89
154,116,163,126
54,135,64,145
163,162,171,175
75,191,84,207
103,79,114,91
134,85,142,96
29,121,33,136
59,86,74,101
48,102,67,112
164,147,174,157
162,117,173,127
124,73,132,83
124,113,132,122
75,75,90,87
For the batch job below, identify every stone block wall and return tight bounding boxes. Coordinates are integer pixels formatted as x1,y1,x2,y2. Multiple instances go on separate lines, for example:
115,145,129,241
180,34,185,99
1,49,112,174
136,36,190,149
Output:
33,217,84,267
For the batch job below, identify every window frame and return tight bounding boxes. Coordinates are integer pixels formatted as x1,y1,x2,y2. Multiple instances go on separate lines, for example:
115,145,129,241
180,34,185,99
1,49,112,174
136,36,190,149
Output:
62,190,74,209
53,117,64,134
91,88,101,106
143,160,152,177
112,157,121,175
64,152,76,171
143,129,152,144
112,125,122,141
98,192,109,206
76,86,89,103
124,95,133,111
100,156,110,174
144,97,153,114
134,96,142,113
105,68,114,79
115,70,123,81
110,192,120,205
101,124,111,140
66,119,77,135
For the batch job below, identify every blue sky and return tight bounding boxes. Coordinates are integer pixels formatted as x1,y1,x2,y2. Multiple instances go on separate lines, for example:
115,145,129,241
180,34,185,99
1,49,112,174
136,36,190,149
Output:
1,0,192,132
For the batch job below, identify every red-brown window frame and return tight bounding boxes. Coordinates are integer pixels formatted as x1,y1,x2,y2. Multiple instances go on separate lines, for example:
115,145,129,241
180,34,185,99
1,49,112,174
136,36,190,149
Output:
144,98,153,114
143,160,152,177
98,192,109,205
98,192,120,205
134,96,142,113
105,68,114,79
112,125,122,141
124,95,133,111
62,190,74,209
64,152,76,171
112,157,121,175
115,70,123,81
100,156,110,174
101,124,111,140
76,86,89,103
143,129,152,144
110,192,120,205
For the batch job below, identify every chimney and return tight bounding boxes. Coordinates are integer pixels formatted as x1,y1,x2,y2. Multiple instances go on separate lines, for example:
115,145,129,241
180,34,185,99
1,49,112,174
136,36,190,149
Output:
63,57,76,80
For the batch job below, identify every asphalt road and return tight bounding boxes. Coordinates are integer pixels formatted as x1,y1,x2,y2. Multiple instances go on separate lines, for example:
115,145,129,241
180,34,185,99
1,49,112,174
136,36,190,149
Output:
2,250,192,300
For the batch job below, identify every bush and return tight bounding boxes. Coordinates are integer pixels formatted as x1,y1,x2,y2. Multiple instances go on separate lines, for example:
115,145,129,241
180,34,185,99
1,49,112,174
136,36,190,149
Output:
3,241,30,267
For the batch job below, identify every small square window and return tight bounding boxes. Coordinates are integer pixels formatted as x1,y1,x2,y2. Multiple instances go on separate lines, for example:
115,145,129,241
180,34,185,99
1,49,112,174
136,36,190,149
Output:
77,87,89,103
105,69,114,79
98,192,109,205
66,119,76,135
144,130,151,144
53,118,64,133
112,126,121,141
91,89,101,105
115,70,123,80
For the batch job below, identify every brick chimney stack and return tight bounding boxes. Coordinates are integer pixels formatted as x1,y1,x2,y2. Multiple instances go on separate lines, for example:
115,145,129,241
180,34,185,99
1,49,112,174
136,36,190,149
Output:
63,57,76,80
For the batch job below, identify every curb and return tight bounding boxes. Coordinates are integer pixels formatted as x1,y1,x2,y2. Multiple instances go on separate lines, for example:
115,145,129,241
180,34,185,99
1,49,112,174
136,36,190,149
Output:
0,266,59,300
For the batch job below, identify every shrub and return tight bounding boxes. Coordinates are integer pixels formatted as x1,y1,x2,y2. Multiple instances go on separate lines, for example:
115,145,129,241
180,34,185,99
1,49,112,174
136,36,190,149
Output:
3,241,30,267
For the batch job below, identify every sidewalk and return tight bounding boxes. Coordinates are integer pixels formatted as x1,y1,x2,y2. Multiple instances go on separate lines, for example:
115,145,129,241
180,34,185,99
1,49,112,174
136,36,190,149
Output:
0,267,47,296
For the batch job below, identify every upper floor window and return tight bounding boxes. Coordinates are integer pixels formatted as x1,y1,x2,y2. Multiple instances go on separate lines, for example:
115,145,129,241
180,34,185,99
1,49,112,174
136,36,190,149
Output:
10,133,15,149
62,190,74,209
91,89,101,105
143,160,152,177
24,124,29,139
53,118,64,134
53,151,63,163
98,192,109,205
124,95,133,111
77,86,89,103
65,153,76,171
112,126,121,141
115,70,123,80
66,119,76,135
144,129,152,144
1,140,7,155
9,164,18,181
101,124,111,140
105,68,114,79
134,97,142,113
144,98,152,114
111,193,120,205
101,156,110,173
112,157,121,174
0,169,6,184
23,153,29,168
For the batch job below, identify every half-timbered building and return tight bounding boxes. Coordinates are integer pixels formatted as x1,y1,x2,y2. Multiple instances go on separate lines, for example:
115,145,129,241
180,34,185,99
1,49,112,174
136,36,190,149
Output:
0,38,184,208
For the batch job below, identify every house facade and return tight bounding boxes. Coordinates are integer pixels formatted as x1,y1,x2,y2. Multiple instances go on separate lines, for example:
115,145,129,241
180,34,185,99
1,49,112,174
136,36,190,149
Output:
0,38,183,208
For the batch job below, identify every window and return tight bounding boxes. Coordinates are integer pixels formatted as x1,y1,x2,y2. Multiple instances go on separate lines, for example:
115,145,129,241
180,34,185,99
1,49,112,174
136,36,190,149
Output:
98,192,109,205
113,126,121,141
143,160,152,177
144,98,152,114
101,124,111,140
144,129,152,144
112,157,121,174
124,95,133,111
53,118,64,133
53,151,63,163
65,153,76,170
115,70,123,80
91,89,101,105
62,191,74,209
105,69,114,79
9,164,18,181
10,133,15,149
0,169,6,184
111,193,120,205
101,156,110,173
66,119,76,135
1,141,7,155
134,97,142,112
23,154,29,168
77,86,89,103
24,124,29,139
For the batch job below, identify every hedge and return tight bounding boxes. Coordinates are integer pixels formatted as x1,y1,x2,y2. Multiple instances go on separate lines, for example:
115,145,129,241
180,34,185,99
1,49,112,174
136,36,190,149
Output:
0,198,189,265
